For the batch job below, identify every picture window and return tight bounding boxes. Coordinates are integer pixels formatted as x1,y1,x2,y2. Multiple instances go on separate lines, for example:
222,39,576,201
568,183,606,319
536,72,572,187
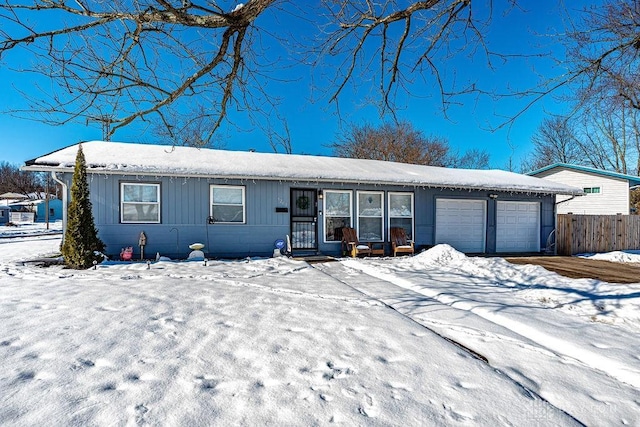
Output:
120,183,160,223
324,190,352,242
210,185,245,223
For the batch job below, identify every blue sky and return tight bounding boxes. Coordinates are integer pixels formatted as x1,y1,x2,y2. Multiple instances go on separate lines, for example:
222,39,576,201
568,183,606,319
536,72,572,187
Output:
0,1,586,169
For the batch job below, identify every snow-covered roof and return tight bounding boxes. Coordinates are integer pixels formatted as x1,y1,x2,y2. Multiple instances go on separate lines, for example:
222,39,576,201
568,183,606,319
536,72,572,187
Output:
0,192,28,199
8,199,46,207
24,141,582,195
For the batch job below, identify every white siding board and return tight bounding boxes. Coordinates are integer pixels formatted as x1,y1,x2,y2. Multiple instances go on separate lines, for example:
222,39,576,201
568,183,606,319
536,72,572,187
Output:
536,168,629,214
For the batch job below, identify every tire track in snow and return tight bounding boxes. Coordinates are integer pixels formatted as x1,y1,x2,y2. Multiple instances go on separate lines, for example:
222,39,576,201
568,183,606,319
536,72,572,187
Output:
340,259,640,390
313,262,587,426
310,263,489,364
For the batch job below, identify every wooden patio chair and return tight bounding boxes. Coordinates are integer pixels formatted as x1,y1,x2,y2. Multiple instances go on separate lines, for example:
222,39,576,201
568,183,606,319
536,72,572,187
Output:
341,227,376,257
390,227,414,256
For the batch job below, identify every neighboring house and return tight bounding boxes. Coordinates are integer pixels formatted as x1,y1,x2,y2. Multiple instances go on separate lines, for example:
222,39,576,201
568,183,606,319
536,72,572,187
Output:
6,198,63,222
23,141,581,259
0,205,9,224
35,198,63,222
529,163,640,215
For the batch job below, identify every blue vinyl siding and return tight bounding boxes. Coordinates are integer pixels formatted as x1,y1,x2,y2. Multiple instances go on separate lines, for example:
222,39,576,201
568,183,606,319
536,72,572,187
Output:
35,199,63,222
59,172,556,259
0,206,9,224
62,173,291,258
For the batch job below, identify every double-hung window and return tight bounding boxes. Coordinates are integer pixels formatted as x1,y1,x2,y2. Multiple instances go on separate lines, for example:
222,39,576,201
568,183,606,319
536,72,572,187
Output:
324,190,352,242
121,183,160,223
210,185,245,223
357,191,384,241
388,192,414,239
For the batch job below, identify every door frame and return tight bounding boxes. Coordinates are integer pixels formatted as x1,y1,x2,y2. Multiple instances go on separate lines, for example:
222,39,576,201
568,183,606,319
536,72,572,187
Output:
290,188,319,252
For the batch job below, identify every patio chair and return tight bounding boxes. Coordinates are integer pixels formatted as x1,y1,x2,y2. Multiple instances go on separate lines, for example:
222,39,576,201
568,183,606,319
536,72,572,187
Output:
390,227,414,256
341,227,384,257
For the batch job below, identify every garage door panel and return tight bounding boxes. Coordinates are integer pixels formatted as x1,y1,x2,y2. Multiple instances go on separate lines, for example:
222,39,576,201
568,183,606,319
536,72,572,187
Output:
435,199,486,253
496,201,540,252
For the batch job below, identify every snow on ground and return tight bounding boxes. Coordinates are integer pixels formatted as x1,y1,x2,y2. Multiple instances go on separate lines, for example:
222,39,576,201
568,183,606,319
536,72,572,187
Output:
321,247,640,425
0,220,62,239
577,249,640,263
1,224,638,426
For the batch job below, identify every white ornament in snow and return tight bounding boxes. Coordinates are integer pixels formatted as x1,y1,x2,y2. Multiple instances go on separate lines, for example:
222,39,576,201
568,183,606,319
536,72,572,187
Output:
188,250,205,261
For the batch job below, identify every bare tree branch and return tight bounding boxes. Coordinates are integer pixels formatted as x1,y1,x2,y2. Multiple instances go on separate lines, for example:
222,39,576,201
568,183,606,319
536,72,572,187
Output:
317,0,480,114
0,0,581,147
0,0,277,144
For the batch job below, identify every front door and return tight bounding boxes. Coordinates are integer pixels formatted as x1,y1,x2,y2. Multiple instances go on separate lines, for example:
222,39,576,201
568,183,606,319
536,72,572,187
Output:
290,188,318,252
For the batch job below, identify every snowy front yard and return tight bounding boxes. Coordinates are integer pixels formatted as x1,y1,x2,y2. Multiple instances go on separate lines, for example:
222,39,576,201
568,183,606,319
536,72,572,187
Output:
0,224,638,426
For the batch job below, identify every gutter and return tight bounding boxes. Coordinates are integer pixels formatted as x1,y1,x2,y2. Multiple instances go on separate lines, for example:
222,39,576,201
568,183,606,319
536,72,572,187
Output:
51,171,68,244
555,194,581,205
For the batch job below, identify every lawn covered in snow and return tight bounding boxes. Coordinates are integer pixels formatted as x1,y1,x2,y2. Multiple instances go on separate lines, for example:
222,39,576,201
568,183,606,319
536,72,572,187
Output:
1,223,638,426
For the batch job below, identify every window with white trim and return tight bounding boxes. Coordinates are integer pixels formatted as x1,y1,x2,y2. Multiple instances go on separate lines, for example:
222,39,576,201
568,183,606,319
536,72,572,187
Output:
388,192,414,240
324,190,352,242
121,183,160,223
210,185,245,223
357,191,384,241
583,187,601,194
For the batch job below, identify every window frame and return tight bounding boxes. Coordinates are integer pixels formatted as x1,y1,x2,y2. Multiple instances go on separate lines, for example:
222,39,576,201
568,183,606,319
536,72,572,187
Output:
356,190,385,242
210,185,246,224
120,182,161,224
323,190,353,243
583,187,601,194
388,192,415,240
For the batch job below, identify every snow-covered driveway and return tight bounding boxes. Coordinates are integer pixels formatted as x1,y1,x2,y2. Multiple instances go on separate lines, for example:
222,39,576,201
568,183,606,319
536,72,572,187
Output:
316,247,640,425
1,228,638,426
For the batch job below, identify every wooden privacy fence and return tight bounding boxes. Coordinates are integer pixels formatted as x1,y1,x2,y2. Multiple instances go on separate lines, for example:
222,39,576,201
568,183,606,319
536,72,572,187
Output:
556,214,640,255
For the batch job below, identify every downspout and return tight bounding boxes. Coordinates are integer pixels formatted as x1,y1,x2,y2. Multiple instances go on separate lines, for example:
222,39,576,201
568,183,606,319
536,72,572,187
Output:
51,171,68,244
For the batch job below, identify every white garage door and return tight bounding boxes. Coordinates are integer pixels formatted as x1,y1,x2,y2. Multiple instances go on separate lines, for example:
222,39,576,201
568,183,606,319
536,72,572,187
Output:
435,199,486,253
496,201,540,252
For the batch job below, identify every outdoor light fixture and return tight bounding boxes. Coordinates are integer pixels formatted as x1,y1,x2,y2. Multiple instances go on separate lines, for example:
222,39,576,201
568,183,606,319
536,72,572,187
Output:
318,190,323,199
489,194,499,199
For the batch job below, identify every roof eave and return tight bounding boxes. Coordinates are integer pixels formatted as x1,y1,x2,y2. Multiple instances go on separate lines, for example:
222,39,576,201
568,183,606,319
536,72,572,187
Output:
23,164,578,196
